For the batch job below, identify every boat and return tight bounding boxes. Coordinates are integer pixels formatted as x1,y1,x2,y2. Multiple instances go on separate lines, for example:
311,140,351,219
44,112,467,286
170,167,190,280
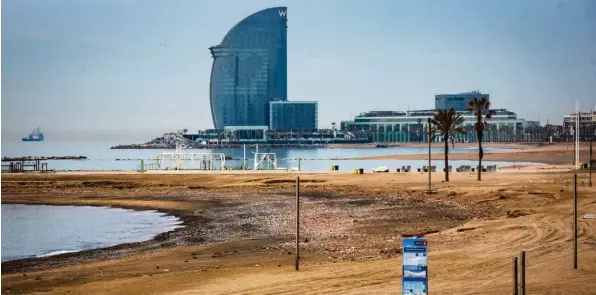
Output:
373,166,390,173
22,127,44,142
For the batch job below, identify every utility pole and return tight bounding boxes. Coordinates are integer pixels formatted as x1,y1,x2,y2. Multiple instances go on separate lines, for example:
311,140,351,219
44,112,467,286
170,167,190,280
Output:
428,117,432,193
574,173,578,270
296,176,300,271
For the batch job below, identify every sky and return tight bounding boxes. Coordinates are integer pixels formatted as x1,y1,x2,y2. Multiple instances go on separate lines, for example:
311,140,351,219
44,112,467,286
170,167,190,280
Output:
2,0,596,141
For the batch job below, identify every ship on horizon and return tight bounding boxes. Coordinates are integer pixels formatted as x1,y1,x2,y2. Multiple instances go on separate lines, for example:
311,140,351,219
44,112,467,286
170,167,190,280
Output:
22,127,44,142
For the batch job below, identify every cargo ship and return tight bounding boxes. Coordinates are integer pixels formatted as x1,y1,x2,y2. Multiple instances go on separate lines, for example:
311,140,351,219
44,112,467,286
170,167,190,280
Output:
22,127,44,142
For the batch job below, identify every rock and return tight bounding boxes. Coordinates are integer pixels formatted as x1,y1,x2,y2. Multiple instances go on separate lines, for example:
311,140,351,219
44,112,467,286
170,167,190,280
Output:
193,256,197,259
163,269,169,272
352,219,358,223
156,265,160,269
287,251,292,255
255,264,260,267
277,264,282,267
22,273,27,277
35,276,42,280
215,266,220,269
499,195,506,200
184,260,189,263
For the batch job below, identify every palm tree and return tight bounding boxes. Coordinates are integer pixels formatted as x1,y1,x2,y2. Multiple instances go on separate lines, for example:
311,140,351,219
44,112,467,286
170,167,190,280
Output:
431,108,465,182
467,97,494,181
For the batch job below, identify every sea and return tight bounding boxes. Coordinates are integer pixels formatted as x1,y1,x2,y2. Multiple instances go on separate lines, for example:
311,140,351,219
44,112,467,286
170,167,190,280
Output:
1,204,183,262
0,139,541,171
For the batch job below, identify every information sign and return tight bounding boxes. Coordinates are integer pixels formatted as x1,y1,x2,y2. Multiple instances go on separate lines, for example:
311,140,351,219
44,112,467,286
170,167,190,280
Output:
402,238,428,295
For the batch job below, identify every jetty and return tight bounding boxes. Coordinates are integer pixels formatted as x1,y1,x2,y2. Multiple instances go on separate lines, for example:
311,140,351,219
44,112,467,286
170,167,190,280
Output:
1,156,87,161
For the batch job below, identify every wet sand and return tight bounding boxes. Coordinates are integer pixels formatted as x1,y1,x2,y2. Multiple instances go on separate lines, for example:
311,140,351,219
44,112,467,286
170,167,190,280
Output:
347,142,594,165
1,170,596,295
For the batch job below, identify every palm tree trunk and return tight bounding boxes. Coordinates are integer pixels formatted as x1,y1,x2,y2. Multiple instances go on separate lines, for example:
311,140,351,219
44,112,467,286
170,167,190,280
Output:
444,134,449,182
478,140,483,181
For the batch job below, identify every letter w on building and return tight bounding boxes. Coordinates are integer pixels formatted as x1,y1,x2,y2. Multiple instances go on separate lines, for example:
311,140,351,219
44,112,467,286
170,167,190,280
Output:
278,10,287,17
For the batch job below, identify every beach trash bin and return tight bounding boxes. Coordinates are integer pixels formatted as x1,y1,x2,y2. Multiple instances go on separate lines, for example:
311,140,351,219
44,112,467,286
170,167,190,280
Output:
330,165,335,171
334,165,339,171
353,168,358,174
359,168,364,174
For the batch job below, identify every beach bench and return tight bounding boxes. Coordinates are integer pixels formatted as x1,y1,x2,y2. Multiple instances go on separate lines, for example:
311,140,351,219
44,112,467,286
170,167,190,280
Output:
456,165,467,172
472,165,487,172
431,166,437,172
442,166,452,172
401,165,411,172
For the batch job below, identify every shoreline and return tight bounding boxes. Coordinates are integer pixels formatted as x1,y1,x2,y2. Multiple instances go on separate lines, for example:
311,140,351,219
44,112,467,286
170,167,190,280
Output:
0,199,193,274
0,202,188,265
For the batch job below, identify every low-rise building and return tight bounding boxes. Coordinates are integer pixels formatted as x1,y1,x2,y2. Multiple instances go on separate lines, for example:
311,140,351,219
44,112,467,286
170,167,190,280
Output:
269,101,318,131
563,111,596,141
341,109,536,143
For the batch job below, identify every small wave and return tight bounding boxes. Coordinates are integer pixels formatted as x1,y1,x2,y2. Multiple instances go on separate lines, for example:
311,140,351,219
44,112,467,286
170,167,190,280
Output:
36,249,80,258
166,225,185,231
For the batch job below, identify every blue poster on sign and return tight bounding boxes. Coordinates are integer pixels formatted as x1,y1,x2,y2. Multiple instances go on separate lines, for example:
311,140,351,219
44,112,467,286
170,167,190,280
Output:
403,238,428,295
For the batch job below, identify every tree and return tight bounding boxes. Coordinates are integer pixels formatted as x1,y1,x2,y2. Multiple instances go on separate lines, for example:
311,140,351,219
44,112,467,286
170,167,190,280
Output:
467,97,494,181
431,108,465,182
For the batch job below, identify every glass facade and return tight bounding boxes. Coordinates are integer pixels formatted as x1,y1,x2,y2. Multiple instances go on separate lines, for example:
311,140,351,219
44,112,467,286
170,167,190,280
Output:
209,7,288,129
269,101,318,131
435,91,490,111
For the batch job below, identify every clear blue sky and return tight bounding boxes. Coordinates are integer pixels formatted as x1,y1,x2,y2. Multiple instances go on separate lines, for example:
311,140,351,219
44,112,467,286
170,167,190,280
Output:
2,0,596,140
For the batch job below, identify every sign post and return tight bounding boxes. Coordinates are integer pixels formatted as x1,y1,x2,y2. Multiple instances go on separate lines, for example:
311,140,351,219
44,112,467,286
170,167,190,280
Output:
403,238,428,295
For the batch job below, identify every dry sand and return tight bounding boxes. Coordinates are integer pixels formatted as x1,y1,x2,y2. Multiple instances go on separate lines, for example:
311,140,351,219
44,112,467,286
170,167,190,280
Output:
1,169,595,295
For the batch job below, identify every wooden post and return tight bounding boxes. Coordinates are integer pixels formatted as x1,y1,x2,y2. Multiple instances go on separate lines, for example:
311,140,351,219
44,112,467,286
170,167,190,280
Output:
574,173,578,270
513,257,519,295
296,176,300,271
589,140,592,187
520,251,526,295
428,117,432,193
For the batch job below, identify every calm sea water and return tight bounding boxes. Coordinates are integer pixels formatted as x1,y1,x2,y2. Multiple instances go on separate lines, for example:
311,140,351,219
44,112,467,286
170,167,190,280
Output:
1,204,183,262
0,140,538,171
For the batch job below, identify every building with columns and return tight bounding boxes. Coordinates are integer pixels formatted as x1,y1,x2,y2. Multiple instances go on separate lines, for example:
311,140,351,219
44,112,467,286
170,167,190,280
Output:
340,92,538,143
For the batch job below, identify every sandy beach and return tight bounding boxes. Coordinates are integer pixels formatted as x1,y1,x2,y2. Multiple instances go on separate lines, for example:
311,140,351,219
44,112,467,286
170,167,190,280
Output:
1,144,595,295
345,142,594,165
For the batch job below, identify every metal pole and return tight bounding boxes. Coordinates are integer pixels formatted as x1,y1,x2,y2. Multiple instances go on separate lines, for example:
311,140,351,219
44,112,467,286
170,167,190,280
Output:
243,144,246,170
428,117,432,193
520,251,526,295
574,173,578,270
513,257,519,295
296,176,300,271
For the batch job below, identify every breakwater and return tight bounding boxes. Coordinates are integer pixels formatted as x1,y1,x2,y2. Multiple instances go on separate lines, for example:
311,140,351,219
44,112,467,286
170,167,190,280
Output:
1,156,87,161
111,143,329,149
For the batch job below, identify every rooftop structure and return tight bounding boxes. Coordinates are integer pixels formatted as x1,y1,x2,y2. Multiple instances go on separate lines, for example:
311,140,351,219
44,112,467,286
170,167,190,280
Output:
435,91,490,111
